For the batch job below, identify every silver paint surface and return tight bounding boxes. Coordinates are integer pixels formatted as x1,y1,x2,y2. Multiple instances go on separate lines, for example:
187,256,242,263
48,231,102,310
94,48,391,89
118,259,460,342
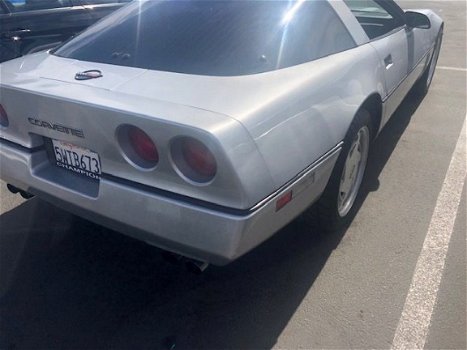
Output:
0,1,443,263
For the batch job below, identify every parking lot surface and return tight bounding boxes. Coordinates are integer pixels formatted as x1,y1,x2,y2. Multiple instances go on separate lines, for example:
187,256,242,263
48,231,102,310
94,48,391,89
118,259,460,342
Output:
0,1,465,349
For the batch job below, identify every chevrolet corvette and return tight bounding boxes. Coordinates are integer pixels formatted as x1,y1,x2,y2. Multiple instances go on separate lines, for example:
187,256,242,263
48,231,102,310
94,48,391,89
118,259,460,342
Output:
0,0,443,266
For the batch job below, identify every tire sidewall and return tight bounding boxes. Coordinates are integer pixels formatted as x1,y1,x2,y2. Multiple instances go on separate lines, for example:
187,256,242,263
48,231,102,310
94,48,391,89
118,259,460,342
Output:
316,109,373,232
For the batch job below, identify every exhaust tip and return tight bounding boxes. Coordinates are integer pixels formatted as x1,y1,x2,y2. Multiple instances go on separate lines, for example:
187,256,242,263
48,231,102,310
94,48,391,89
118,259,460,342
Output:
185,259,209,274
6,184,20,194
20,191,34,199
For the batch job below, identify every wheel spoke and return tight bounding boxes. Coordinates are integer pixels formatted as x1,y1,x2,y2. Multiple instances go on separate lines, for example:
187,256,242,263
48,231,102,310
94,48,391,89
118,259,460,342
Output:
340,172,353,197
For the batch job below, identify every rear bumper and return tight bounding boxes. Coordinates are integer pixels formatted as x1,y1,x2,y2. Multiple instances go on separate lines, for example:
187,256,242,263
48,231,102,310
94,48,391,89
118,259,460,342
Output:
0,140,340,265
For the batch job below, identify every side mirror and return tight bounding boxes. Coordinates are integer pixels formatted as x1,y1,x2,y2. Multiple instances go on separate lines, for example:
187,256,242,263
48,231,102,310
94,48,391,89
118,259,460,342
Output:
405,11,431,29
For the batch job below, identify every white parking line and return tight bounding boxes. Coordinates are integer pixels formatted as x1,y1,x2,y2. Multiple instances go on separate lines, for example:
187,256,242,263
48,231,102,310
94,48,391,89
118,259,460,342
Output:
391,116,467,350
437,66,467,72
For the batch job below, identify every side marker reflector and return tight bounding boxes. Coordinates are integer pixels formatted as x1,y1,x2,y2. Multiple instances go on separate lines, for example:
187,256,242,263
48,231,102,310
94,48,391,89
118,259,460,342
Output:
276,191,293,212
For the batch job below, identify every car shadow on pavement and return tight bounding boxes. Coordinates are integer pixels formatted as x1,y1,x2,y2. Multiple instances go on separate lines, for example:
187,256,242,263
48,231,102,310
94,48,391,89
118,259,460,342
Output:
0,90,425,350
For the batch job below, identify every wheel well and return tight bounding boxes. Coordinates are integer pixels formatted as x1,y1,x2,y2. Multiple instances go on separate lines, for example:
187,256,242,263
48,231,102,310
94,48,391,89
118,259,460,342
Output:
359,94,383,139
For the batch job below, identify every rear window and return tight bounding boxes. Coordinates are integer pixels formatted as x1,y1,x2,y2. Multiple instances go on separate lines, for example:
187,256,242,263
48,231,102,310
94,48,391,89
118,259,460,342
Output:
54,0,355,76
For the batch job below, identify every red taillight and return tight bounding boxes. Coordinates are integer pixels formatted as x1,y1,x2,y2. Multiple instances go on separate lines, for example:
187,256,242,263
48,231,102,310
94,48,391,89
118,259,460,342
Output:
117,125,159,169
128,127,159,163
0,104,9,127
171,137,217,183
182,138,217,178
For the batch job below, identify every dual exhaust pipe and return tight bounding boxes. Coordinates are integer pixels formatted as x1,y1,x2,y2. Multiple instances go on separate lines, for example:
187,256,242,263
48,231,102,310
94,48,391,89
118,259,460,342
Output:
6,184,34,199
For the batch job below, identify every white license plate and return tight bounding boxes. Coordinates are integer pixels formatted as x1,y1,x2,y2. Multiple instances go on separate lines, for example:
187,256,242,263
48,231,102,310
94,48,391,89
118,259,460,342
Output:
52,139,101,180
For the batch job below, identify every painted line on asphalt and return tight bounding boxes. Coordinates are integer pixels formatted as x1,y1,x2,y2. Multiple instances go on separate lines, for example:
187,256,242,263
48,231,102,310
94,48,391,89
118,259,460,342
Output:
437,66,467,72
391,116,466,350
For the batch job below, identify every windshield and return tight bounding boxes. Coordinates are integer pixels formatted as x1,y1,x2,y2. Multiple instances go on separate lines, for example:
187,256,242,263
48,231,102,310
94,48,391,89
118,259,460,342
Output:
54,0,355,76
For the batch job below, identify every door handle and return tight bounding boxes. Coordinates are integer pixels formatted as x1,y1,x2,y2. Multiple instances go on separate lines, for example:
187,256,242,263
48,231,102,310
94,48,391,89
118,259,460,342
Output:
384,54,394,69
1,29,31,40
9,29,31,35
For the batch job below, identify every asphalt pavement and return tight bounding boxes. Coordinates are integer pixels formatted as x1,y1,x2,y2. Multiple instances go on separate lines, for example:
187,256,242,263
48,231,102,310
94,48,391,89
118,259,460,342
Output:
0,1,465,349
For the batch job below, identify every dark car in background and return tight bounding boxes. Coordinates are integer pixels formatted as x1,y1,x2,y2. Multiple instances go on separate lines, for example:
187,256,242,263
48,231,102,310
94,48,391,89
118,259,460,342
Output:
0,0,131,62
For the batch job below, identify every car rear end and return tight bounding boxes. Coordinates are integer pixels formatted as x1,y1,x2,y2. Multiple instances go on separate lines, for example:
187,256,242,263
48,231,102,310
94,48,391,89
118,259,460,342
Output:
0,53,340,264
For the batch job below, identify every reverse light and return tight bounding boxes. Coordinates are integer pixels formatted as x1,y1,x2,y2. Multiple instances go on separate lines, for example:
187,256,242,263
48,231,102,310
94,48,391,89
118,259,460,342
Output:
117,125,159,169
0,104,9,127
171,137,217,184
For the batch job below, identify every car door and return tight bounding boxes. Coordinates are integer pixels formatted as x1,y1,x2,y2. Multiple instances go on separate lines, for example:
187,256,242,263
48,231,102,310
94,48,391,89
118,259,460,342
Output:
0,1,17,62
403,10,434,90
0,0,92,62
344,0,410,124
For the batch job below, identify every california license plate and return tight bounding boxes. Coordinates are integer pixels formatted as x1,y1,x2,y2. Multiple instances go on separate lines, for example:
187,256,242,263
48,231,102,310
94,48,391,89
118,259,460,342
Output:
52,139,101,180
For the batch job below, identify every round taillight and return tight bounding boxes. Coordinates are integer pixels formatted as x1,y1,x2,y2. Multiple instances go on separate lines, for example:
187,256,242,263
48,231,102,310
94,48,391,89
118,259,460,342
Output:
0,104,9,127
182,138,217,177
117,125,159,169
171,137,217,183
128,127,159,162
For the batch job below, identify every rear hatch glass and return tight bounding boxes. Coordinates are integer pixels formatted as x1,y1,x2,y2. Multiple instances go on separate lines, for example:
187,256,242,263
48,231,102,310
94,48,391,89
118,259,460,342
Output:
53,0,354,76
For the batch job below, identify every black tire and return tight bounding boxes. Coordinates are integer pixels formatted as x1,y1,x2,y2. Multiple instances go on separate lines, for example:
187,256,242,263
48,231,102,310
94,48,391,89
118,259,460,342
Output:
414,27,443,96
314,109,373,233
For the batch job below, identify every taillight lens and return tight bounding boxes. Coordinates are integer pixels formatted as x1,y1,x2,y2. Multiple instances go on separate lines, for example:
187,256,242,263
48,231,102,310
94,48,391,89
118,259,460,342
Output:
117,125,159,169
0,104,9,127
128,127,159,163
182,138,216,177
171,137,217,183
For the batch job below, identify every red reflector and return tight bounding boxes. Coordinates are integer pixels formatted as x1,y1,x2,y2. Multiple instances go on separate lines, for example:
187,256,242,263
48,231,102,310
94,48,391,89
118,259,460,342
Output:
128,127,159,163
0,104,9,127
182,138,217,178
276,191,293,211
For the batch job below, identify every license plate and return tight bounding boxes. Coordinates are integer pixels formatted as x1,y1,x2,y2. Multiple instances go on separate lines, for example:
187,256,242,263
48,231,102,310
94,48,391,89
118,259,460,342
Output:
52,139,101,180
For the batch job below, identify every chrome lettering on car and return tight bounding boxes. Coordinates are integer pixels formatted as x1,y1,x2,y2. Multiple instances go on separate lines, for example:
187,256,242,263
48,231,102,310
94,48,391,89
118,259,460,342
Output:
28,118,85,138
74,70,103,80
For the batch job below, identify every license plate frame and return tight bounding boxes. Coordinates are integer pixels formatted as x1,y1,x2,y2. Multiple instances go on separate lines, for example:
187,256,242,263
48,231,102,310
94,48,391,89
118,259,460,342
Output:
51,139,101,180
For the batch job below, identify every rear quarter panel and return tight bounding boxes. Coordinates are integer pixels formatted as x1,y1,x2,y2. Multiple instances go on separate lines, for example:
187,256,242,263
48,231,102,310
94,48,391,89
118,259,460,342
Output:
248,48,383,187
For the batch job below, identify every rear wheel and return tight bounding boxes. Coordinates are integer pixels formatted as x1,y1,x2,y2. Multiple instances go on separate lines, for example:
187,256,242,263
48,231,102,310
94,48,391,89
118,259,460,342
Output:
314,109,372,232
415,27,443,96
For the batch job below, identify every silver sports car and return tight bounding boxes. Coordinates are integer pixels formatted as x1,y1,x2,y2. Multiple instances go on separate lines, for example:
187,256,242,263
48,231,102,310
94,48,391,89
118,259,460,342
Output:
0,0,443,266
